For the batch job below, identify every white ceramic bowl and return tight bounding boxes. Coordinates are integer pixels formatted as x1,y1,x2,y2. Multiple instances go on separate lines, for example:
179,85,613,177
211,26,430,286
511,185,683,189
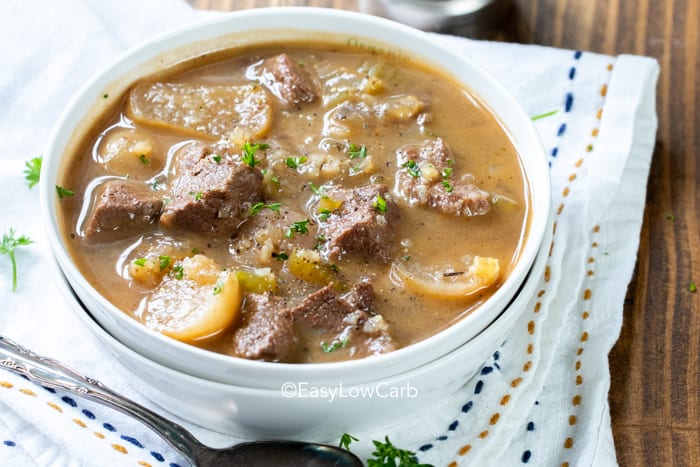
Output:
48,217,551,438
41,8,550,391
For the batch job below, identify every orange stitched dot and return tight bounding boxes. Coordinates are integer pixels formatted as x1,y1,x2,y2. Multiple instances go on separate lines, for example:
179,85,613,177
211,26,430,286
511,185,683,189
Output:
459,445,472,456
583,289,592,300
511,377,523,388
576,375,583,385
557,203,564,215
575,158,584,167
569,415,577,425
582,311,590,319
553,221,558,234
544,266,551,282
592,241,598,247
575,360,581,370
600,84,608,97
564,437,574,449
138,462,152,467
448,462,458,467
587,270,594,276
112,444,128,454
549,241,554,257
596,109,603,119
527,343,534,355
73,419,87,428
537,290,545,298
490,413,500,425
479,430,489,439
588,257,595,264
501,395,511,405
0,381,13,389
528,320,535,335
581,332,589,342
47,402,62,412
534,302,541,313
593,225,600,233
607,64,614,71
573,395,582,406
94,432,105,439
562,463,570,467
562,187,570,197
577,347,584,355
19,389,36,397
591,128,599,137
523,361,533,372
569,173,577,182
586,144,593,152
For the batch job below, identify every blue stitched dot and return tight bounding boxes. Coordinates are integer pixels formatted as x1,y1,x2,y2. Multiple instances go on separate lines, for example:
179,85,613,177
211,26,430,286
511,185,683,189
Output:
82,409,95,420
569,67,576,80
574,50,582,59
557,123,567,136
565,93,574,112
527,421,535,431
494,362,501,370
480,366,493,375
462,401,473,413
475,380,483,394
61,396,77,407
121,435,144,448
448,420,459,431
535,400,540,405
151,451,165,462
493,351,500,360
551,147,559,157
419,444,433,452
522,450,532,463
169,463,182,467
437,435,448,441
42,386,56,393
103,423,116,432
4,440,16,447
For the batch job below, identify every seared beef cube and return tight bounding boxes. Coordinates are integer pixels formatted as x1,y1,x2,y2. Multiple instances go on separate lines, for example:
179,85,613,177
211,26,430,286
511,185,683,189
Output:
83,179,163,240
395,138,491,216
318,184,399,263
259,54,317,106
160,143,263,236
291,283,355,330
232,293,297,361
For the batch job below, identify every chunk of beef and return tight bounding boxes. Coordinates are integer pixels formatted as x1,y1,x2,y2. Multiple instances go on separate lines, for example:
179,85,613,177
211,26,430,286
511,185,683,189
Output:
258,53,317,107
232,293,297,361
317,184,400,263
83,179,163,240
395,138,491,216
292,283,396,355
160,143,263,236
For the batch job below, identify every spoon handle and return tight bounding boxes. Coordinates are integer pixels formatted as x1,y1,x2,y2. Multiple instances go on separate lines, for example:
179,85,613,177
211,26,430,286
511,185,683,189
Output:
0,335,200,464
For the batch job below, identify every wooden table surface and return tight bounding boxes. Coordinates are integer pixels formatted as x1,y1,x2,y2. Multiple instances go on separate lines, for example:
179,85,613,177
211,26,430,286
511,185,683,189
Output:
188,1,699,465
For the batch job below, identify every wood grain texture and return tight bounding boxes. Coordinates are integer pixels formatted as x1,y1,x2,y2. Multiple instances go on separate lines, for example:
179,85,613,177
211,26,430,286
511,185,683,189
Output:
188,1,699,465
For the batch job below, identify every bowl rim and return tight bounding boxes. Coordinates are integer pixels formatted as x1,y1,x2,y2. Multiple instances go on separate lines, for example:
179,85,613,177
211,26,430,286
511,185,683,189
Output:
40,6,551,386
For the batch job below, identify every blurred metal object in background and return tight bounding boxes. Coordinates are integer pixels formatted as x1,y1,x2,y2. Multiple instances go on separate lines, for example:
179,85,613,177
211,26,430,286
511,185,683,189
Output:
358,0,511,38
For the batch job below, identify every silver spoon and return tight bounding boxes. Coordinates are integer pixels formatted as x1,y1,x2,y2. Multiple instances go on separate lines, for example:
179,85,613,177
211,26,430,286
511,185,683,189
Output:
0,335,362,467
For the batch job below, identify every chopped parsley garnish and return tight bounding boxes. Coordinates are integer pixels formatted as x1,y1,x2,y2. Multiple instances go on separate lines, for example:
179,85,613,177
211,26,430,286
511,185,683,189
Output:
285,156,307,169
191,247,201,255
321,337,348,353
442,180,454,193
211,154,222,163
103,93,109,99
272,252,289,261
138,154,150,165
402,160,421,178
24,156,42,189
133,258,147,267
347,143,367,159
309,182,326,196
402,255,411,261
285,219,310,239
0,228,33,292
531,109,558,121
55,185,75,200
158,255,171,271
270,175,281,186
213,281,223,295
318,208,332,221
249,202,282,216
666,213,675,221
189,191,203,201
690,282,697,293
241,141,268,168
441,167,453,178
373,194,387,213
338,433,359,450
172,264,184,280
367,436,431,467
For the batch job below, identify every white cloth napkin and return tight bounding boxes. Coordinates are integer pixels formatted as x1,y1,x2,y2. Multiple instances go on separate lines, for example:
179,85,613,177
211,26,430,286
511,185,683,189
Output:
0,1,658,466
